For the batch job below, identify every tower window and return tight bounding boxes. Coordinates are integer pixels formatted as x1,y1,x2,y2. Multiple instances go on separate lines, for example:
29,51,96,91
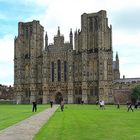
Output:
26,28,28,38
89,17,93,31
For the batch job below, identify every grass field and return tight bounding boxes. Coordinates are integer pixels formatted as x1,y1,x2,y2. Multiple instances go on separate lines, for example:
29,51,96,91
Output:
0,104,48,130
34,105,140,140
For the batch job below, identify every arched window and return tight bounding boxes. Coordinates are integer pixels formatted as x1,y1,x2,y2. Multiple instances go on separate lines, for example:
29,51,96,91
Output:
57,60,61,81
64,61,67,81
51,62,54,82
89,17,93,31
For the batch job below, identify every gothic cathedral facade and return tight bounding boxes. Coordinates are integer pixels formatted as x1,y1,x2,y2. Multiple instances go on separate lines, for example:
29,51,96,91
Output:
14,10,120,104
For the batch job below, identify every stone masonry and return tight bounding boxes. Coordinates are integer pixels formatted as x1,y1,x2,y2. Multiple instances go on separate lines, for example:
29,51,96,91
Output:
14,10,121,104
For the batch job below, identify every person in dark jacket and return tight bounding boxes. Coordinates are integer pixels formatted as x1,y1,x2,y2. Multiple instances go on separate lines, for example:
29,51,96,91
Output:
32,101,37,112
117,102,120,109
60,100,64,111
127,103,133,112
50,101,53,108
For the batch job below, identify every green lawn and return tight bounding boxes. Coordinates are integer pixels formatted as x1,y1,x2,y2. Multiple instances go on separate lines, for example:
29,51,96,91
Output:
0,104,48,130
34,105,140,140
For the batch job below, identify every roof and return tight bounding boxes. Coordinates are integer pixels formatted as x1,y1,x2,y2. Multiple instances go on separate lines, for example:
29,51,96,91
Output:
114,78,140,84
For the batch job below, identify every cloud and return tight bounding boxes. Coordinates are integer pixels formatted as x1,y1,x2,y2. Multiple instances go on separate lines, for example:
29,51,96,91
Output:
120,64,140,78
113,31,140,48
0,35,14,86
0,35,14,62
0,62,13,86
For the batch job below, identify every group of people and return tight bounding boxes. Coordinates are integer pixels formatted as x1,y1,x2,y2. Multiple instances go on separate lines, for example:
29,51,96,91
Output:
32,99,140,113
126,101,140,112
49,100,64,111
116,101,140,112
32,99,65,112
96,99,140,112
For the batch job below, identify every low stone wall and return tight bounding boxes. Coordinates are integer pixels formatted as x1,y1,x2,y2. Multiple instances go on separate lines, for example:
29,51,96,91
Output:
0,100,16,104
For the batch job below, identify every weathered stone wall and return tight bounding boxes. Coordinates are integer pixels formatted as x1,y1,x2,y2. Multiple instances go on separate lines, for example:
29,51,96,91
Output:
0,85,15,100
113,79,140,104
14,10,138,104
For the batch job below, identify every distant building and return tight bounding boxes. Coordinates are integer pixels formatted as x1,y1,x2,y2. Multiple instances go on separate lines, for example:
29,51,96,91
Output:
14,10,139,104
0,84,14,101
113,77,140,104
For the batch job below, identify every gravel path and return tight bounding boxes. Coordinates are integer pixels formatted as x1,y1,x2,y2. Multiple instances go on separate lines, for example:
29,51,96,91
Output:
0,105,59,140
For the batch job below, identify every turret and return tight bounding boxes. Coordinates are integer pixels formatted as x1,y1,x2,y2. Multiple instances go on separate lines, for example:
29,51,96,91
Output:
74,29,77,36
74,29,78,52
57,26,60,36
54,26,64,46
116,52,119,61
45,32,48,50
14,36,17,58
115,52,119,70
69,28,73,47
113,52,120,80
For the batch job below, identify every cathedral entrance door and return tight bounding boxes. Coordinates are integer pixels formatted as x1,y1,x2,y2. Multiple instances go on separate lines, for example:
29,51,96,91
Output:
55,92,63,104
76,97,82,104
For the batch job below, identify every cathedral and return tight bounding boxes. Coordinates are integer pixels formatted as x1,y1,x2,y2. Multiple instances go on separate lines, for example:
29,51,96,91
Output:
14,10,120,104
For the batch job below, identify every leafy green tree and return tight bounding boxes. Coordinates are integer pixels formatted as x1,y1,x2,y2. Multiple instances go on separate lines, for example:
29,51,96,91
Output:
131,85,140,103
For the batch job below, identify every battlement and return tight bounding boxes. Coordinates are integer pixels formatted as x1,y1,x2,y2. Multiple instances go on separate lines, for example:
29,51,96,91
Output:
18,20,43,36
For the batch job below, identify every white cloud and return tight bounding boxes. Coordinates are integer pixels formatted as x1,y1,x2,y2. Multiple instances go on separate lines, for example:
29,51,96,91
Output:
0,35,14,62
113,31,140,47
0,35,14,86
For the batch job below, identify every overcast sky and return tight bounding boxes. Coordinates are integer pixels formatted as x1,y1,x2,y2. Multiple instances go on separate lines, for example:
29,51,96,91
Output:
0,0,140,86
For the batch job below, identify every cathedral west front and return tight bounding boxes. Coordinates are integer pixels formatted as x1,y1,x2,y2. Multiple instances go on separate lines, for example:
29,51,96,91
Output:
14,10,120,104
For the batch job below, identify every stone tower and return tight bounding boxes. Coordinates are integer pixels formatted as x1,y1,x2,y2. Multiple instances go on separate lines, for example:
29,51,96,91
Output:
74,10,113,103
14,20,44,104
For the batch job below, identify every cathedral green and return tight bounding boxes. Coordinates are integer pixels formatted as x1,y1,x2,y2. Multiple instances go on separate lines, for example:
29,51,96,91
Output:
0,104,48,130
34,105,140,140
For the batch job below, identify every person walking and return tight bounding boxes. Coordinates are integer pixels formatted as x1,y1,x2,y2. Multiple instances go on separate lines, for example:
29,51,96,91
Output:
99,100,105,109
99,100,102,108
96,100,99,105
102,100,105,109
60,100,64,111
134,102,138,109
127,103,133,112
117,102,120,109
32,101,37,112
50,101,53,108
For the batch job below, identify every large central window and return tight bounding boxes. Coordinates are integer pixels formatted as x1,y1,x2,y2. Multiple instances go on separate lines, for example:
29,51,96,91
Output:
57,60,61,81
64,61,67,81
51,62,54,82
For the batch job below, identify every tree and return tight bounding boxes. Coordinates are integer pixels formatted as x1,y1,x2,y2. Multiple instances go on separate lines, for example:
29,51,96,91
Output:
131,85,140,103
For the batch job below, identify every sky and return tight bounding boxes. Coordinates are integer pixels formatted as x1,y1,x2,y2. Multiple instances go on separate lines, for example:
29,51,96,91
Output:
0,0,140,86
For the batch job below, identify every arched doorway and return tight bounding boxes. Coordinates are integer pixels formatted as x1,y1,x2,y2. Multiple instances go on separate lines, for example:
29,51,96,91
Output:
55,92,63,104
75,97,82,104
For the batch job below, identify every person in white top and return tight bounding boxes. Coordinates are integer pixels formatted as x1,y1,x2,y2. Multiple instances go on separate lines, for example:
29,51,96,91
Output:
99,100,105,109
